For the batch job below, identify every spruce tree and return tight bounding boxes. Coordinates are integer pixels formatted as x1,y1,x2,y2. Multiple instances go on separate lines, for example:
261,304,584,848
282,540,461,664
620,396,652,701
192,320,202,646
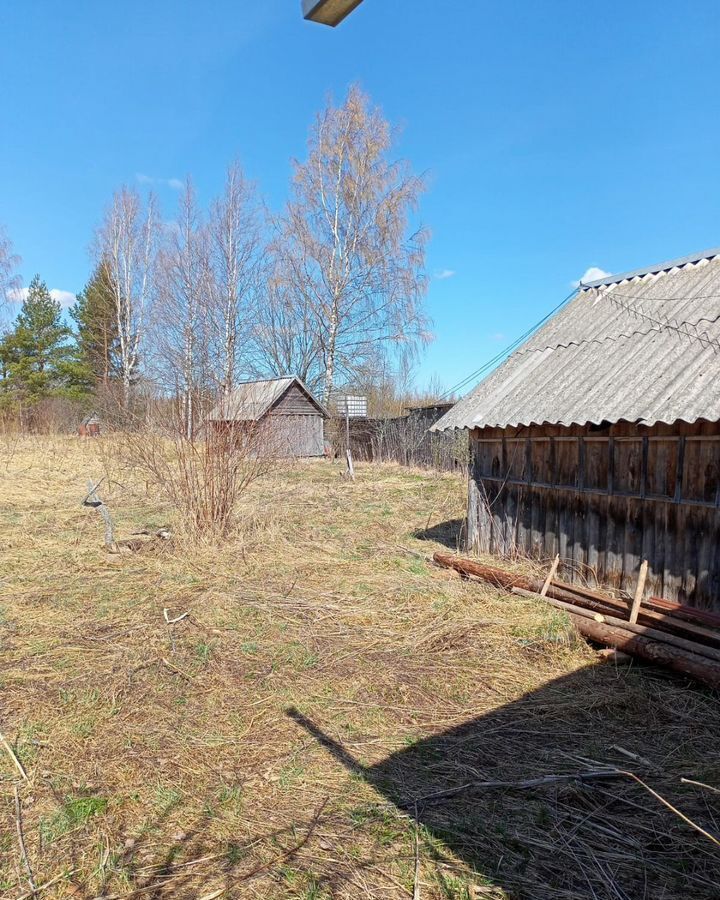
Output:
0,275,86,405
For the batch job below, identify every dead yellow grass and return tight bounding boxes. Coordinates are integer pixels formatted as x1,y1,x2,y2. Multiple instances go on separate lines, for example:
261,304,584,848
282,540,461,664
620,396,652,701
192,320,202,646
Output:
1,435,720,899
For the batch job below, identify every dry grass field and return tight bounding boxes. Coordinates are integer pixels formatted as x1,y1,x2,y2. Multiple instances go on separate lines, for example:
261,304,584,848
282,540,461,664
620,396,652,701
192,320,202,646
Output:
2,436,720,899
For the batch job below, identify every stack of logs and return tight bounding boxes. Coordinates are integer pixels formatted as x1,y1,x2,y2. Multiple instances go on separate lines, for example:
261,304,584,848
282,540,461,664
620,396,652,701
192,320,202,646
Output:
433,551,720,690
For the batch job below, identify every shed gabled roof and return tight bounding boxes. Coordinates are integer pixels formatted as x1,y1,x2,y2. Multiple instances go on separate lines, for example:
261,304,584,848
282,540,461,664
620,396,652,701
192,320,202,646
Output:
207,377,328,422
434,248,720,431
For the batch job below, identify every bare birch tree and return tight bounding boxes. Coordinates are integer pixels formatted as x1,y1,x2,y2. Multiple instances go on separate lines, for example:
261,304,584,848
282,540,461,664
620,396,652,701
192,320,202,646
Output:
280,84,430,406
153,180,210,438
97,187,158,407
0,226,21,333
249,249,323,390
207,163,262,397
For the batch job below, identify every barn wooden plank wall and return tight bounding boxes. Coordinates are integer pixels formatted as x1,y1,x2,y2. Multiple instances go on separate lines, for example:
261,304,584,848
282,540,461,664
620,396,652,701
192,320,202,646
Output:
468,420,720,610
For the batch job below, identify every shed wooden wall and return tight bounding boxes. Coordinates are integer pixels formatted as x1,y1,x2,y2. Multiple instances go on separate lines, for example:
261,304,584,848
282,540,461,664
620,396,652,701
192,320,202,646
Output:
265,383,325,457
269,383,321,416
468,420,720,610
265,415,324,457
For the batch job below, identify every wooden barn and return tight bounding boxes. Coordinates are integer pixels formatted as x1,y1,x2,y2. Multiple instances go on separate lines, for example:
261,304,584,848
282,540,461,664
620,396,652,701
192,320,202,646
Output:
206,376,328,458
434,247,720,610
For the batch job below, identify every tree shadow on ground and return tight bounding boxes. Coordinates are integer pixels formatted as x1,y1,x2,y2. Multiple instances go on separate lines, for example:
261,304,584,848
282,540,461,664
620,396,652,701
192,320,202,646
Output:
412,517,465,550
288,664,720,899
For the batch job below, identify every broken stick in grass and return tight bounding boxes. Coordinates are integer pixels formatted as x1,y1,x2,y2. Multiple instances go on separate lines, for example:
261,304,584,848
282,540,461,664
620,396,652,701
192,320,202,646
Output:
1,729,28,781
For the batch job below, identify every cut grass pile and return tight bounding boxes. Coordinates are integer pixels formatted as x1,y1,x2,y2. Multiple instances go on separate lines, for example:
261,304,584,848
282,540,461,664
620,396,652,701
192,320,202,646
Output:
1,434,720,899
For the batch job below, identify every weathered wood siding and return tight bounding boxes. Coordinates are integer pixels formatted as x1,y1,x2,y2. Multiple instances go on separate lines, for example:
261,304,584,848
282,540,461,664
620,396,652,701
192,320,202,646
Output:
269,383,320,416
468,420,720,610
264,383,325,456
266,414,324,458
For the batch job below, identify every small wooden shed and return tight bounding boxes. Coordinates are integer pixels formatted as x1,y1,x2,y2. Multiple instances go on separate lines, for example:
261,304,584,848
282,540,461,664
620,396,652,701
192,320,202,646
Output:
433,247,720,610
78,414,101,437
206,377,328,458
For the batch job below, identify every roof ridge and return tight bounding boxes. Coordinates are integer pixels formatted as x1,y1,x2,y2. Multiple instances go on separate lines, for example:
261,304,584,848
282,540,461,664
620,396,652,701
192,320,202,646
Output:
582,247,720,290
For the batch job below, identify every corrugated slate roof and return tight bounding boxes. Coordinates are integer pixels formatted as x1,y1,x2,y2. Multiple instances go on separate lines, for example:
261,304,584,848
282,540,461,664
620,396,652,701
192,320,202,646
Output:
207,376,327,421
434,249,720,431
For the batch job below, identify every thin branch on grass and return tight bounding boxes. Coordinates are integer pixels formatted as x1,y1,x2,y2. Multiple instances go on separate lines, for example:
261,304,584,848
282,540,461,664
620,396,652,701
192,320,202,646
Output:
14,785,35,894
413,801,421,900
681,777,720,795
14,869,79,900
415,768,720,848
161,657,194,680
611,745,657,770
625,772,720,847
163,609,189,625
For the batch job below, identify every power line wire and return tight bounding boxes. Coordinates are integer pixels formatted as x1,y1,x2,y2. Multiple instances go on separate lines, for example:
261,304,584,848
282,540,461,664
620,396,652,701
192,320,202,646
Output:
439,286,580,400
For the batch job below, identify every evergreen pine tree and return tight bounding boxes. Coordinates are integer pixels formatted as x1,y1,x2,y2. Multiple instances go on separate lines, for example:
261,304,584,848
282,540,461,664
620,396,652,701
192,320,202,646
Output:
70,260,121,390
0,275,87,405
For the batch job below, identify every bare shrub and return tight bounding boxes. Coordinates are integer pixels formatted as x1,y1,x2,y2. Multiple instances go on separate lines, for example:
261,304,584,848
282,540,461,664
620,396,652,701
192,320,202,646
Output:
114,416,273,541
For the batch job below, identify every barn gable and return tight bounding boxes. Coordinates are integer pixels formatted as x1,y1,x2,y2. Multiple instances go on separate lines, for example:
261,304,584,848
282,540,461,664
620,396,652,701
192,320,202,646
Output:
267,381,328,417
207,377,328,424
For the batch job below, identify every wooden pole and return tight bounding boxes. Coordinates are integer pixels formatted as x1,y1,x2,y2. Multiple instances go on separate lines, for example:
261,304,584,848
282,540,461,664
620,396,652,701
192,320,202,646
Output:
541,554,560,597
83,479,117,551
629,560,649,625
345,404,355,481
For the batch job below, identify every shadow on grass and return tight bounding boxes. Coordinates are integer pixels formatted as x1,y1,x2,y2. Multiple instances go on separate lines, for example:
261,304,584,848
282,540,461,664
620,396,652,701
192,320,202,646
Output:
288,664,720,899
412,517,465,550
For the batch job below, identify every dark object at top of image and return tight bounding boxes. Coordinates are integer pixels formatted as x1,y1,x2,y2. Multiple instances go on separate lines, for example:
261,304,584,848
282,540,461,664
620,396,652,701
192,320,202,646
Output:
302,0,364,27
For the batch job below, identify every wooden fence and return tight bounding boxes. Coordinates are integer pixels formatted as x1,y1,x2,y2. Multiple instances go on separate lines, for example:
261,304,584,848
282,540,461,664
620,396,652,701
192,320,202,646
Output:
329,406,468,473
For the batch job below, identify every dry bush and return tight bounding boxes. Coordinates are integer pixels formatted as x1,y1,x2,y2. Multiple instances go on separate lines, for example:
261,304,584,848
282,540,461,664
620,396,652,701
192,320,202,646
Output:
112,418,274,541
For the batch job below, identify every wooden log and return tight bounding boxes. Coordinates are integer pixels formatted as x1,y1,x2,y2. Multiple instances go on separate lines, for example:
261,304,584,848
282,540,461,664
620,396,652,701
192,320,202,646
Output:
646,596,720,630
433,552,720,649
433,551,535,592
551,576,720,630
511,588,720,665
551,578,625,604
551,585,720,647
564,614,720,691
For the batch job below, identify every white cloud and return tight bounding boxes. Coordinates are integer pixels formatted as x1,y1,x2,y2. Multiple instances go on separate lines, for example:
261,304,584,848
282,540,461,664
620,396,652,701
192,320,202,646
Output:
8,287,76,308
136,172,184,191
51,289,76,308
490,332,507,343
572,266,610,288
434,269,456,280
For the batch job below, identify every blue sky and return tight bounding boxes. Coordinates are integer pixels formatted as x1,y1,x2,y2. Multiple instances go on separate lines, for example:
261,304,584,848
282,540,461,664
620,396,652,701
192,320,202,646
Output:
1,0,719,393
